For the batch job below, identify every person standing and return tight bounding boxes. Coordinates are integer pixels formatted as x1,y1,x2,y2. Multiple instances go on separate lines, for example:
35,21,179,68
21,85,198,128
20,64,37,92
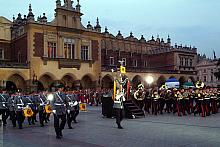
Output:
0,93,8,126
7,94,17,127
51,84,68,139
14,94,25,129
113,90,125,129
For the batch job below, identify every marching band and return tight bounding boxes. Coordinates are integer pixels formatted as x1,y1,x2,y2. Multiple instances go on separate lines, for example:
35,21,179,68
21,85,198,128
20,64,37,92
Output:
133,86,220,117
0,85,81,139
0,82,220,138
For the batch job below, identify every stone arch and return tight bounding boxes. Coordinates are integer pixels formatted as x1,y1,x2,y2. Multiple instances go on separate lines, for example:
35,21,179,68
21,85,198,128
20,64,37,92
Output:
132,75,142,89
157,75,166,87
179,76,186,86
188,76,196,84
39,73,56,90
81,74,95,89
169,76,176,79
101,74,114,89
37,81,44,92
61,73,77,90
7,74,26,93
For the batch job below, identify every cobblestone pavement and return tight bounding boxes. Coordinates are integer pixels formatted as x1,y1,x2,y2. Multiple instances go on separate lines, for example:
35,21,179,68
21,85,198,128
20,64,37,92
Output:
1,106,220,147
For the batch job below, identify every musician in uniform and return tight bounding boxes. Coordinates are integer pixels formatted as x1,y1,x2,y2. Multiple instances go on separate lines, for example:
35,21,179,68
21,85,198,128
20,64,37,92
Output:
151,90,160,115
0,93,9,126
23,95,35,125
66,93,78,129
7,94,17,127
113,88,125,129
14,93,25,129
51,84,68,139
34,94,47,127
72,92,79,123
134,84,145,110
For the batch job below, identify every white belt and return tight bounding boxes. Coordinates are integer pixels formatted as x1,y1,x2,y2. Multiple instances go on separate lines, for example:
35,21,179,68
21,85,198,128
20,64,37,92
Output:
204,98,210,100
27,103,33,105
17,104,24,106
54,103,64,106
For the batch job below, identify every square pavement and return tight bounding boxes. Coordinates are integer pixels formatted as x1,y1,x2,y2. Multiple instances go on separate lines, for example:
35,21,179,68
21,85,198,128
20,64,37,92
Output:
1,106,220,147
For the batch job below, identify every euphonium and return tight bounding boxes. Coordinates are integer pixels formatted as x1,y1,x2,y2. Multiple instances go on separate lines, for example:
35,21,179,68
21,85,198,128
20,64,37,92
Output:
45,105,53,114
134,90,145,100
196,81,204,89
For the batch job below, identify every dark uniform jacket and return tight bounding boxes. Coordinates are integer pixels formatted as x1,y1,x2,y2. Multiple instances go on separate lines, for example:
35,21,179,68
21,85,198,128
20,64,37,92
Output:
7,95,16,111
0,94,9,110
14,96,25,112
51,92,68,115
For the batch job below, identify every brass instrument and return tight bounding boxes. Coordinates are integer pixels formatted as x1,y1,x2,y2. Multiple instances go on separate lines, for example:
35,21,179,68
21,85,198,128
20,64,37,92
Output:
196,81,205,89
134,90,145,100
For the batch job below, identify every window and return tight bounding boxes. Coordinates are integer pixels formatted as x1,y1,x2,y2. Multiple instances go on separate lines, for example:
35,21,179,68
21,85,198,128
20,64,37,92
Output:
144,60,147,67
122,58,126,66
18,51,21,63
204,69,206,73
81,45,89,60
110,57,114,65
204,76,207,82
0,49,4,59
48,42,57,58
190,59,192,67
180,57,184,66
133,60,137,67
211,75,213,82
185,58,189,66
64,40,75,59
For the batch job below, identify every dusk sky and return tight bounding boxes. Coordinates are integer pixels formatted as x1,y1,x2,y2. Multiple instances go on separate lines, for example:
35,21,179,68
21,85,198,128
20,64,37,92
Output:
0,0,219,58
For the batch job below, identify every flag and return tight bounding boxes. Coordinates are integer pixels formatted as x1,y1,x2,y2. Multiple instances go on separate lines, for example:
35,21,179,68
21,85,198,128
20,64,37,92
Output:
113,80,116,100
120,66,126,74
127,80,130,98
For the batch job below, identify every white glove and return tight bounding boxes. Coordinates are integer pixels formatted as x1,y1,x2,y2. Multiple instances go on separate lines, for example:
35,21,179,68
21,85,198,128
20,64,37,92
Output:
67,110,70,114
52,110,56,114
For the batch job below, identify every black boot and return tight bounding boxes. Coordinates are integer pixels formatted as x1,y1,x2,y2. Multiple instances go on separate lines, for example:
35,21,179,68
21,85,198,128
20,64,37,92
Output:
117,123,123,129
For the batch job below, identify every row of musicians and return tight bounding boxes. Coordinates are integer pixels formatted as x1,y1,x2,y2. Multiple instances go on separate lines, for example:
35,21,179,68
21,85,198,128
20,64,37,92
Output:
134,91,220,117
0,93,79,129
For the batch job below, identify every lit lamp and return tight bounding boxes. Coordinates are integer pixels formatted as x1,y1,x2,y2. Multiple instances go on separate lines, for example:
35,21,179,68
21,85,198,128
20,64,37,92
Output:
145,75,154,95
146,75,154,85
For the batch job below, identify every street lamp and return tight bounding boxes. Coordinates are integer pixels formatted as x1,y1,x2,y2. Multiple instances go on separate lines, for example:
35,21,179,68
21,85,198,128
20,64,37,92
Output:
145,75,154,96
145,75,154,85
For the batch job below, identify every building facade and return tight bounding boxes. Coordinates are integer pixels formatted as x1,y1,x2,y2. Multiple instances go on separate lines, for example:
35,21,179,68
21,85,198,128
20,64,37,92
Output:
196,57,220,87
0,0,198,92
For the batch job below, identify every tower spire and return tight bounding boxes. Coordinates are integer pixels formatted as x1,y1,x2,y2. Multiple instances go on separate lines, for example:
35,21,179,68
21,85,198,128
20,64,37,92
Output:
27,4,35,21
76,0,81,11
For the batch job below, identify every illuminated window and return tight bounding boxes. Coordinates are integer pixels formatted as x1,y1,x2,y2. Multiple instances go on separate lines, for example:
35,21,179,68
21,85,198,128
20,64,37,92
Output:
48,42,56,58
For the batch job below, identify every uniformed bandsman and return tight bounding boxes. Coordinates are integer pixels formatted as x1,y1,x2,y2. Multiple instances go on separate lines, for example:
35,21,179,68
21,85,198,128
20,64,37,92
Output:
51,84,68,139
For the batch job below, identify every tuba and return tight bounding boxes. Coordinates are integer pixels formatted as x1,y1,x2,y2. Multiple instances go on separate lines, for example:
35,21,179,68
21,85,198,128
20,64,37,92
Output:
196,81,204,89
134,90,145,100
45,105,53,114
23,107,34,117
